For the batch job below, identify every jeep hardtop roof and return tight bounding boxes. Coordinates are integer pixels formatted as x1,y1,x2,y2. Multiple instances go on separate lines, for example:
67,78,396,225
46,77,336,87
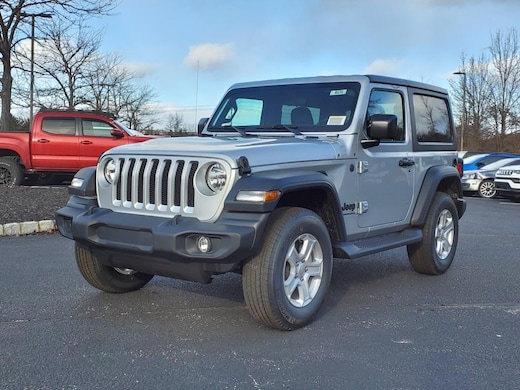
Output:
228,74,447,95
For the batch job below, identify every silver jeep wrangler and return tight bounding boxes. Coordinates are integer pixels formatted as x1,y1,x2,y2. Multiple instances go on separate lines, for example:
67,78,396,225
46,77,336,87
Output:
56,75,466,330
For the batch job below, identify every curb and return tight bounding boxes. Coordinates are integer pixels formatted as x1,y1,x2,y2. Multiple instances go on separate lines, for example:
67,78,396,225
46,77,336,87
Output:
0,220,57,237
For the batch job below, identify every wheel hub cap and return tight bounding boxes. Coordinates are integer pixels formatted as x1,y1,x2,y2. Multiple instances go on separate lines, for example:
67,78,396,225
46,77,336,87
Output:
480,181,496,198
283,233,324,308
435,209,454,260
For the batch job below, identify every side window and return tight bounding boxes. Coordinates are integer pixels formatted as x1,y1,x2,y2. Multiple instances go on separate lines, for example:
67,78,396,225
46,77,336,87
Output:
41,118,76,135
82,120,115,137
368,90,405,141
413,94,452,143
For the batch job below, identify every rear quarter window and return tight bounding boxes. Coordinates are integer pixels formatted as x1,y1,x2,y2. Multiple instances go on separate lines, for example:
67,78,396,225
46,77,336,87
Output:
413,94,453,143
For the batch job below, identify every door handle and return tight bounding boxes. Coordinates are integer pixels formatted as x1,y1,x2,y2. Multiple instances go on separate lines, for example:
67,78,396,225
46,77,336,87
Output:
80,140,93,145
37,139,50,143
399,158,415,167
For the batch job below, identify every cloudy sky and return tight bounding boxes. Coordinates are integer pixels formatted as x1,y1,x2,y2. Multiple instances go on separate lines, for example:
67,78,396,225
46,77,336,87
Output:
92,0,520,126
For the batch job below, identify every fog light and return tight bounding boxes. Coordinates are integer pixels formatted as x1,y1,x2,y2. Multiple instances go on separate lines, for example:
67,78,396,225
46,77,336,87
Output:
197,236,212,253
64,217,72,234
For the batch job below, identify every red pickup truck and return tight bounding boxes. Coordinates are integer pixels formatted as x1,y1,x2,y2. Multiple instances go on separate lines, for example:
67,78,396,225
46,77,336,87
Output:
0,110,154,186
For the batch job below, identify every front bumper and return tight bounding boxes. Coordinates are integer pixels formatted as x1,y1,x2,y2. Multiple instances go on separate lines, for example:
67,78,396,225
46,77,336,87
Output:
56,195,269,283
461,178,480,192
495,181,520,197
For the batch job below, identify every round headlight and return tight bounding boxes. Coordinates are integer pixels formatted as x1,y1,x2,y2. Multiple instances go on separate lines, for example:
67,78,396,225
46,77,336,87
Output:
104,159,117,183
206,163,227,193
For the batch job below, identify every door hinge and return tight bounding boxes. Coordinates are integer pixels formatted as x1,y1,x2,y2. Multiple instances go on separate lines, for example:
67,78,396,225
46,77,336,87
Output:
357,201,368,214
357,161,369,174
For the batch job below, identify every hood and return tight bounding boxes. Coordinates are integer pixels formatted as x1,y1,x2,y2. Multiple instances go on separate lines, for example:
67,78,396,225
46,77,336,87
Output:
463,168,499,179
104,135,349,168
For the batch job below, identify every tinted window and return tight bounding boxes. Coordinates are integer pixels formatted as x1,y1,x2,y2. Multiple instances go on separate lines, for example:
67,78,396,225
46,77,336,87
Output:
413,95,452,143
83,120,115,137
42,118,76,135
368,90,405,141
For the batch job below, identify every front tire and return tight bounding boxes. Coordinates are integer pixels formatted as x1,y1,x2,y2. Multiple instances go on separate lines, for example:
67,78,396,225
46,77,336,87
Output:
407,192,459,275
478,179,496,198
242,207,333,330
75,243,153,293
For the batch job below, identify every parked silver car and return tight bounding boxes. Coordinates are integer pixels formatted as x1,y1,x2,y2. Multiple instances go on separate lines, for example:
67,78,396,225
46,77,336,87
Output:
462,157,520,198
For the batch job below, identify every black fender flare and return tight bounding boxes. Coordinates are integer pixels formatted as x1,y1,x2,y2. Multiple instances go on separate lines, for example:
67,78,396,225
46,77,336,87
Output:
411,165,465,226
223,171,346,241
68,166,97,197
224,171,340,211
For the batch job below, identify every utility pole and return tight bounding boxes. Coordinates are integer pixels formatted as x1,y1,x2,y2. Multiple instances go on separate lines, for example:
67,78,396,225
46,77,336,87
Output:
21,12,53,127
453,71,467,151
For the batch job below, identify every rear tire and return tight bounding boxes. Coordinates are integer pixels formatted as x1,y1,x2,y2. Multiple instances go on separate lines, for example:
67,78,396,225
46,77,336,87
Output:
0,157,24,187
75,243,153,293
407,192,459,275
242,207,333,330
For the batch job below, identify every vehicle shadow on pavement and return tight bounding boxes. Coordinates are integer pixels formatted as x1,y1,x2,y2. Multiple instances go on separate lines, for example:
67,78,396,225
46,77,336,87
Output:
69,248,414,329
319,249,413,318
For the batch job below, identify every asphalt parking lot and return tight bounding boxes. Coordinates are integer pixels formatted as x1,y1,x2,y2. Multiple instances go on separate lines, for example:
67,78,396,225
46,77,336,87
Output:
1,197,519,389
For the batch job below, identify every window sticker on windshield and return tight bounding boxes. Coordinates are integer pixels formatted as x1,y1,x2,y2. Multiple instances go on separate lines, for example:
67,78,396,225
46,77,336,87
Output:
330,89,347,96
327,116,346,125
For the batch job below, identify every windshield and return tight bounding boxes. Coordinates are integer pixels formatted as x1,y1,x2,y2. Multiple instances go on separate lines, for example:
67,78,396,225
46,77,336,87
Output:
208,82,360,133
114,119,145,136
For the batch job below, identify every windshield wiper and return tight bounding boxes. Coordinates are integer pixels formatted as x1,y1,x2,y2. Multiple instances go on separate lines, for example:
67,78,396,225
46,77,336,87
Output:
256,125,302,135
208,125,250,137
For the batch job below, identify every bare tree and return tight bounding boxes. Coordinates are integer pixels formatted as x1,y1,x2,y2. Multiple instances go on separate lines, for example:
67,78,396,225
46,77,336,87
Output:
165,113,186,136
13,19,158,131
451,29,520,151
118,83,159,130
83,52,126,113
16,19,102,109
81,54,159,130
0,0,118,131
488,28,520,144
450,52,494,150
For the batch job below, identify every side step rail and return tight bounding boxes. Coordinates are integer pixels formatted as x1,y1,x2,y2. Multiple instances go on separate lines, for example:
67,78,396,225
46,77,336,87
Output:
333,228,423,259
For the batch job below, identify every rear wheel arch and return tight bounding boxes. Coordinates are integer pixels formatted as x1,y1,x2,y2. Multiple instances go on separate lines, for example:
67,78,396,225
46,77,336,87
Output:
411,166,464,226
0,156,24,186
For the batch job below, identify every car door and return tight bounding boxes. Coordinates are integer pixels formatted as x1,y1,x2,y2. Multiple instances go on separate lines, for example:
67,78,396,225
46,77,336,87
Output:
356,87,415,229
78,118,127,167
31,117,81,170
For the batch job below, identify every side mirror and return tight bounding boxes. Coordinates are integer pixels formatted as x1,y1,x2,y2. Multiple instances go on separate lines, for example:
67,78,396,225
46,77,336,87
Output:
198,117,209,135
110,129,124,138
368,114,398,139
361,114,398,149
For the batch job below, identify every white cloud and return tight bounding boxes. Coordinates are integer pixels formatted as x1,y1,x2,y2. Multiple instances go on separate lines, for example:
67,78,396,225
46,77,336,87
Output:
183,43,234,71
363,59,404,76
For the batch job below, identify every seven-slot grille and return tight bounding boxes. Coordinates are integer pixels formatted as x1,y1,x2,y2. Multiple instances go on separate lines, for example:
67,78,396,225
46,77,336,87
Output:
113,157,199,214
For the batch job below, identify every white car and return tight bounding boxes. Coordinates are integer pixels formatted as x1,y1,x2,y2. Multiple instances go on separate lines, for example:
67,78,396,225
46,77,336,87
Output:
461,157,520,198
495,164,520,202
